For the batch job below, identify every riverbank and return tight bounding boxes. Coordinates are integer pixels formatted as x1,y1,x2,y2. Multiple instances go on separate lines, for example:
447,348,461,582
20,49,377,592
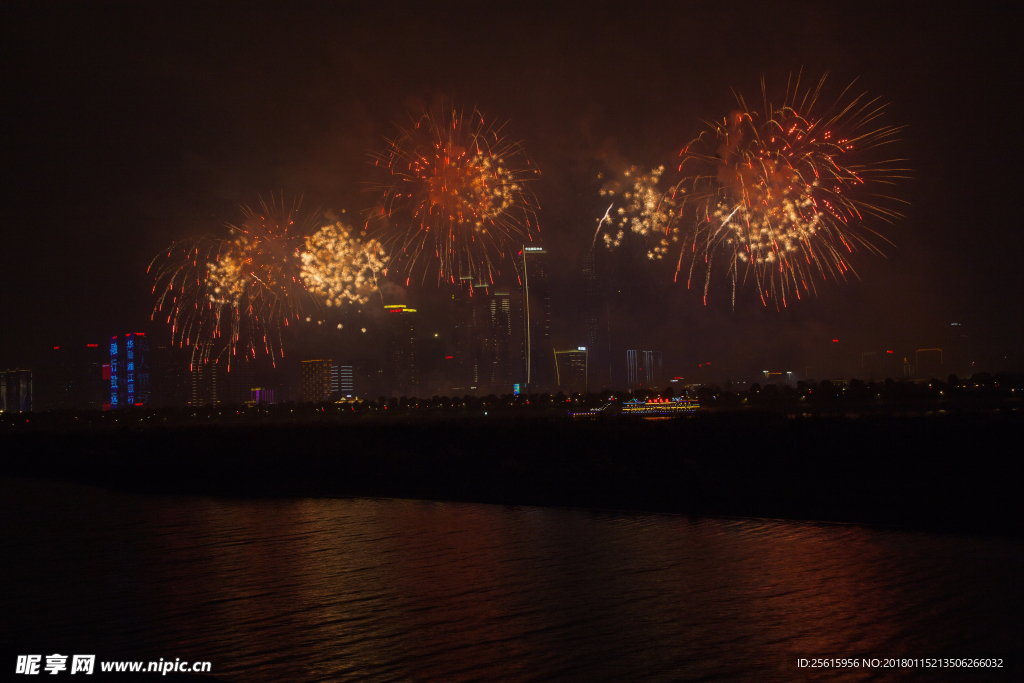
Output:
2,412,1021,537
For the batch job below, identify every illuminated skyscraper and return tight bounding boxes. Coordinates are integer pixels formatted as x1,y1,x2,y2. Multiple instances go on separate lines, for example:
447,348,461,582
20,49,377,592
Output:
384,304,418,395
554,348,588,394
626,350,663,389
109,333,151,409
449,281,524,394
522,245,552,391
487,288,524,389
187,360,225,407
337,365,354,397
452,277,482,389
301,359,338,403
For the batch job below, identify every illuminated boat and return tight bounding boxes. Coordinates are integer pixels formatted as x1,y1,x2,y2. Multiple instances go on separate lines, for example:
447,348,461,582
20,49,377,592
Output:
621,396,699,416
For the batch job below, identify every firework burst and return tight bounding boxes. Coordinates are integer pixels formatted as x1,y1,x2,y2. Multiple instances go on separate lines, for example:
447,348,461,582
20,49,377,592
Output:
152,195,349,367
595,165,678,261
675,74,908,308
300,221,386,306
370,103,540,286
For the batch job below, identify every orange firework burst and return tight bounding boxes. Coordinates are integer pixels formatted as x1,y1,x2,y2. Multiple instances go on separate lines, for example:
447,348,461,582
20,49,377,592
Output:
675,74,909,307
370,103,540,286
150,194,321,367
673,74,909,308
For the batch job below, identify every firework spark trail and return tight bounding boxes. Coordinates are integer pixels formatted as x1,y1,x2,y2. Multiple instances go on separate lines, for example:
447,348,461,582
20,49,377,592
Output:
591,202,615,249
670,73,909,308
150,195,382,368
369,103,540,286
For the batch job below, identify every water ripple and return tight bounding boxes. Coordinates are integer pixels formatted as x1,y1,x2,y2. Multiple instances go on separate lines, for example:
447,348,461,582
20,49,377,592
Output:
2,478,1021,682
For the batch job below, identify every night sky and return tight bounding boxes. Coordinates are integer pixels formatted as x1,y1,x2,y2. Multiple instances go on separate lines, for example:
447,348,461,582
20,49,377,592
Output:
2,3,1020,379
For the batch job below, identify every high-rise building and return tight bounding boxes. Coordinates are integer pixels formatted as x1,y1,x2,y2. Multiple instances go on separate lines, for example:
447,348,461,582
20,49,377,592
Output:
36,343,107,411
301,359,338,403
450,282,527,394
384,305,418,395
522,245,553,391
0,368,33,413
109,333,151,409
626,350,663,390
250,387,275,405
487,288,524,390
554,348,588,394
337,365,354,397
224,356,257,405
582,249,611,390
151,345,189,407
187,360,226,407
452,278,482,390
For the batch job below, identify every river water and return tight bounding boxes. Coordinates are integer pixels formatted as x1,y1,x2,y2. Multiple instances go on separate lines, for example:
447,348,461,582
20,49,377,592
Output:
1,477,1020,681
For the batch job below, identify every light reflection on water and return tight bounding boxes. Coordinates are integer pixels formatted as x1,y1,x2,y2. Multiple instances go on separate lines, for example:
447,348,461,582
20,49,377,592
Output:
1,478,1020,682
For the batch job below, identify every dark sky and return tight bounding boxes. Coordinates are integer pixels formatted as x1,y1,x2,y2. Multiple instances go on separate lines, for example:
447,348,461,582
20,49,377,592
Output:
2,2,1021,377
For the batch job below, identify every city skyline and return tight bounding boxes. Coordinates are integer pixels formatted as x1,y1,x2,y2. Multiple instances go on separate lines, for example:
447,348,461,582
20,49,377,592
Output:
7,287,1000,411
2,4,1021,384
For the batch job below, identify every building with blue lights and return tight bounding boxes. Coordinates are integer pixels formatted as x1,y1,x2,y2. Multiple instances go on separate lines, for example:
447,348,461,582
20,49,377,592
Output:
108,333,151,409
